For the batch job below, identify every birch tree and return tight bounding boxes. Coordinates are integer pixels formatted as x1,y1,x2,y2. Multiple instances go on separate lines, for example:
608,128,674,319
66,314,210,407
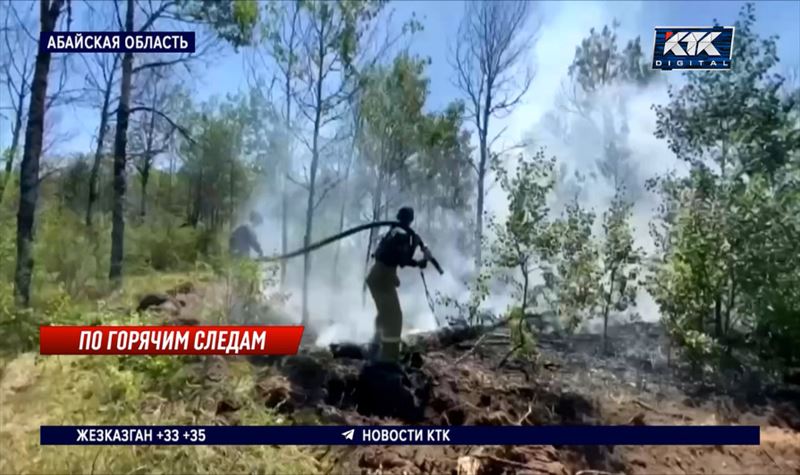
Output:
451,0,536,270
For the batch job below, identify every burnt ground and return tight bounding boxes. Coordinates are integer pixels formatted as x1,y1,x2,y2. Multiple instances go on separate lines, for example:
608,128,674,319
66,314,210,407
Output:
139,288,800,474
251,323,800,475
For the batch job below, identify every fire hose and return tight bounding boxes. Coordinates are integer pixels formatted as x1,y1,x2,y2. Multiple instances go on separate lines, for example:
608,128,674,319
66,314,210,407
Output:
254,221,444,324
255,220,443,275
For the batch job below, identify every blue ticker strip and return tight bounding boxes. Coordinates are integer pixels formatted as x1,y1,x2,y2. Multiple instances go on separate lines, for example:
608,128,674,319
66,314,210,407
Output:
40,425,761,446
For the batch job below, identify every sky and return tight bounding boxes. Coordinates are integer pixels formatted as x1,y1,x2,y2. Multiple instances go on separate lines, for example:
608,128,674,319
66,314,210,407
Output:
1,0,798,334
1,0,798,156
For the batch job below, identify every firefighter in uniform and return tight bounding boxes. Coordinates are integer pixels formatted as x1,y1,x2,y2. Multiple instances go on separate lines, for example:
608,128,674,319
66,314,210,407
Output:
229,211,264,259
366,207,428,363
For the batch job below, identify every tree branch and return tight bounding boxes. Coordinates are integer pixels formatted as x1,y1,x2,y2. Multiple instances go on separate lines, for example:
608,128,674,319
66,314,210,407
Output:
127,105,195,144
313,176,343,210
286,172,309,190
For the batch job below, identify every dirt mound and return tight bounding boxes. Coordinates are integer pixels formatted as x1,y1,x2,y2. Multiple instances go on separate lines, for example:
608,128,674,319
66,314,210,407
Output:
135,285,204,325
251,339,606,474
247,322,800,474
355,362,432,421
138,279,799,474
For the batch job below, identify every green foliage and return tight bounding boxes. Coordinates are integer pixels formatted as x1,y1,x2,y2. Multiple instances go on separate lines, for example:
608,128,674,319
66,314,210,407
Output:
568,20,654,94
552,201,600,332
116,354,197,397
681,329,721,372
649,3,800,369
0,200,15,282
435,268,491,326
126,217,222,273
0,350,319,474
565,20,655,201
35,207,110,297
491,149,559,310
0,283,87,355
507,305,537,357
179,97,256,229
181,0,259,48
597,187,641,346
357,51,474,246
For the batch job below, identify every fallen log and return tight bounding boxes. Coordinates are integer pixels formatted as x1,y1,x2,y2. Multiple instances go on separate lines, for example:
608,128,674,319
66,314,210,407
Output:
405,315,539,351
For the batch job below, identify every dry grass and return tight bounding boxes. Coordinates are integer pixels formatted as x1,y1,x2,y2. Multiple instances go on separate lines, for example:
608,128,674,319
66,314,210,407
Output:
0,271,322,475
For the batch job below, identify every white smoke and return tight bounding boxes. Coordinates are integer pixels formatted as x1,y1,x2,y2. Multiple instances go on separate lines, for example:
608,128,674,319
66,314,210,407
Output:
239,1,685,343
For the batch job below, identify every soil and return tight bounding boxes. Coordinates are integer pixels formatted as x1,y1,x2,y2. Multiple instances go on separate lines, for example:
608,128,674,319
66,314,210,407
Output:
136,290,800,475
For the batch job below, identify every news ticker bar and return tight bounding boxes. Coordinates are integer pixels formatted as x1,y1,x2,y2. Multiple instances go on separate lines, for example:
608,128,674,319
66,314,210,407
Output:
39,326,304,355
41,425,760,446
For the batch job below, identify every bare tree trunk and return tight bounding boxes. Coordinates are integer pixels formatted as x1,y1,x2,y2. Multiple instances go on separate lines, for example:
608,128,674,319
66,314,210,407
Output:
453,1,534,271
475,162,485,269
228,155,234,222
0,82,27,203
280,180,289,283
139,95,158,218
139,166,149,217
475,87,492,270
361,189,381,306
602,268,617,353
331,177,349,285
331,140,356,286
520,261,529,311
13,0,64,306
86,119,109,225
301,26,326,326
109,0,134,284
86,56,118,226
273,1,300,288
166,149,174,210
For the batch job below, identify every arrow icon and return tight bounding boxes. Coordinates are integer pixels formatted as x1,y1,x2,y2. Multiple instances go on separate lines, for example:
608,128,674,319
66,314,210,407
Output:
342,429,354,441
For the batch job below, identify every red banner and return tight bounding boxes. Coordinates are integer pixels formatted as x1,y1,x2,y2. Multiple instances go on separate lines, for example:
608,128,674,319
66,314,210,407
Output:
39,325,304,355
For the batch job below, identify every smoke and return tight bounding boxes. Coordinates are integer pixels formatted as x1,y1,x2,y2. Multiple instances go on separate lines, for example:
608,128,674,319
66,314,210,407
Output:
238,1,684,344
245,191,483,345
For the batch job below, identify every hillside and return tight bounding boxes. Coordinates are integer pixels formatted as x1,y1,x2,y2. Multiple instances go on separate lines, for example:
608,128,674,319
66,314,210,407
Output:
3,278,798,474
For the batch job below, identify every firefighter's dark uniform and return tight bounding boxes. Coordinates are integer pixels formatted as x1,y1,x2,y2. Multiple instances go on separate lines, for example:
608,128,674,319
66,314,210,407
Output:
367,222,425,363
228,214,264,316
230,211,264,259
229,223,263,258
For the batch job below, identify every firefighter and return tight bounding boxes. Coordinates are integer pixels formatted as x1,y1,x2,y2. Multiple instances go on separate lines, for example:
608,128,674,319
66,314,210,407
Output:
229,211,264,259
366,206,428,363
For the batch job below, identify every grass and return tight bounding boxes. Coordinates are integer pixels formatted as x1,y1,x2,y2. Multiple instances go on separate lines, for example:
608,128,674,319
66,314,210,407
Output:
0,271,324,475
0,352,321,474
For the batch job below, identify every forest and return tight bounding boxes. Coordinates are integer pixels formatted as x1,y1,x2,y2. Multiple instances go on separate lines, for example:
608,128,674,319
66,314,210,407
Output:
0,1,798,473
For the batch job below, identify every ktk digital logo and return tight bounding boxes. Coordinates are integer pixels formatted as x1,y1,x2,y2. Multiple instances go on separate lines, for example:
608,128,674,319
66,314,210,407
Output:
652,26,735,71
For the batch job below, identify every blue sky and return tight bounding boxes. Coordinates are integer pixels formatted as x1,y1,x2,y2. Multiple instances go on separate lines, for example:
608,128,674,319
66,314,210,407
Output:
1,0,798,155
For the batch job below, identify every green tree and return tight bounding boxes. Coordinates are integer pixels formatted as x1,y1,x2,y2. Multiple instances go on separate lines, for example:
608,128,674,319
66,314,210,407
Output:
179,98,251,230
357,52,429,288
490,150,559,314
293,0,384,325
598,187,640,351
553,201,600,333
565,21,655,201
649,3,800,368
109,0,259,284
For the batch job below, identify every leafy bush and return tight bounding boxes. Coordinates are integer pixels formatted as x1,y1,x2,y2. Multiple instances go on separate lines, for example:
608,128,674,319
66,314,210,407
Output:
35,207,110,297
126,217,222,273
